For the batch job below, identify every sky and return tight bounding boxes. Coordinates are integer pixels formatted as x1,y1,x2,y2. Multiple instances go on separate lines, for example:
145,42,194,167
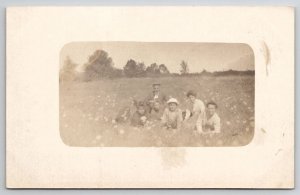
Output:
60,42,254,73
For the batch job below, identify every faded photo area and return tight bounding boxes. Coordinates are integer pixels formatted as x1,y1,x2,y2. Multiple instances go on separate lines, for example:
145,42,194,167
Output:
59,42,254,147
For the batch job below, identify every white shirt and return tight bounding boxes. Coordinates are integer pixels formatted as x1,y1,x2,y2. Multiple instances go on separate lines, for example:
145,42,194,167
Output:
193,99,205,115
193,99,206,132
204,113,221,133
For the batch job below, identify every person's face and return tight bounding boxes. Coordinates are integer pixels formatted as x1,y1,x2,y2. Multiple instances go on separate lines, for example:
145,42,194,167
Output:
168,103,177,112
207,104,216,116
137,106,145,115
153,85,160,93
153,102,160,110
188,95,196,103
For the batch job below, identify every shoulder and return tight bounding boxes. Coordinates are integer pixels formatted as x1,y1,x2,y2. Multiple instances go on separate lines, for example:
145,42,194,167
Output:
194,99,205,109
196,99,205,105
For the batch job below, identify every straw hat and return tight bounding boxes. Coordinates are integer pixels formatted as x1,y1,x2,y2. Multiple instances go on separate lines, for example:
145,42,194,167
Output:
167,98,179,105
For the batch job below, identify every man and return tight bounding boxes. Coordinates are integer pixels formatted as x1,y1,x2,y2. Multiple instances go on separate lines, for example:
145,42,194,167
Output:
203,101,221,133
144,83,168,113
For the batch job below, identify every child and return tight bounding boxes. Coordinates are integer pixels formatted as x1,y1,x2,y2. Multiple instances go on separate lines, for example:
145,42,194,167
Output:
203,101,221,133
161,98,183,129
130,101,148,127
114,99,136,123
185,90,206,133
149,101,163,121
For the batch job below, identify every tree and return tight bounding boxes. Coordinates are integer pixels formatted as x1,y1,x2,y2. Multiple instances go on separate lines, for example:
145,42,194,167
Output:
84,50,115,80
158,64,170,74
180,60,189,75
108,68,124,78
123,59,146,77
136,62,146,77
145,63,160,76
123,59,137,77
146,63,159,74
60,56,78,82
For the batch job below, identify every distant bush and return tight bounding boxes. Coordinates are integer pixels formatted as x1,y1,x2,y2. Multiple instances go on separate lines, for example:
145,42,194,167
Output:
180,60,189,75
123,59,146,77
60,56,78,82
60,49,255,82
83,50,123,81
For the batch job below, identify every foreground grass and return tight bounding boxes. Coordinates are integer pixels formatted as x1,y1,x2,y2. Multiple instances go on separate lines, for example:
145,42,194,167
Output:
60,76,254,147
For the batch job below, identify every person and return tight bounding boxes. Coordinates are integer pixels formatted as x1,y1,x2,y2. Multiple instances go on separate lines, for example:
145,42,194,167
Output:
149,101,163,121
131,101,149,127
161,98,183,129
144,83,168,113
185,90,206,133
203,101,221,133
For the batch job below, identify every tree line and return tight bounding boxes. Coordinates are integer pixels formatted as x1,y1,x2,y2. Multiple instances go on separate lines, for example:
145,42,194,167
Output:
60,49,254,82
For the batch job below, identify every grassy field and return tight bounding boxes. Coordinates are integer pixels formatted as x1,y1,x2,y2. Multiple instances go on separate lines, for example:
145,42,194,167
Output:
60,76,254,147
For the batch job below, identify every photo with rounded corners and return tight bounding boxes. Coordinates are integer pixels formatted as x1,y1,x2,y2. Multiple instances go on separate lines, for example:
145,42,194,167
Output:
59,42,255,147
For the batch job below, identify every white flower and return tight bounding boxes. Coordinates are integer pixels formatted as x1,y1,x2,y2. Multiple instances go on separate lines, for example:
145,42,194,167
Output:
103,116,108,122
119,129,125,135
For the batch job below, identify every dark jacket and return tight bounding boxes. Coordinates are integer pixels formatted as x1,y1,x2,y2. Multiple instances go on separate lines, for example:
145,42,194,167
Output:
130,112,148,126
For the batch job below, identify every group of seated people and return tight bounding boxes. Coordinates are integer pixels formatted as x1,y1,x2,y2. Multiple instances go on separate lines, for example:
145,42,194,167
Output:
115,83,221,134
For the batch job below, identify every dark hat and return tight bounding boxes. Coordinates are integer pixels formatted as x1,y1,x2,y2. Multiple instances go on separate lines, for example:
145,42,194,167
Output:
186,90,197,97
206,101,218,108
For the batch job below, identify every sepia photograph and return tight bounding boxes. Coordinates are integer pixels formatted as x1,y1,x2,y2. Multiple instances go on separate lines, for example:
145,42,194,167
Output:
60,42,255,147
6,6,294,188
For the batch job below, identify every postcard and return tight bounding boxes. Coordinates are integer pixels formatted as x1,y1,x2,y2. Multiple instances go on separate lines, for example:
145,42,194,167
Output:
6,6,294,188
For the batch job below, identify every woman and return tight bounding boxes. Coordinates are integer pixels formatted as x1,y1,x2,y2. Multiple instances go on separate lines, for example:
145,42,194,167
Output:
184,90,206,133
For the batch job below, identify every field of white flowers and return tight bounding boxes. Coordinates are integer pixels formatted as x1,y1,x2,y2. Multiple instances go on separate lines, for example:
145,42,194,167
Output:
59,75,254,147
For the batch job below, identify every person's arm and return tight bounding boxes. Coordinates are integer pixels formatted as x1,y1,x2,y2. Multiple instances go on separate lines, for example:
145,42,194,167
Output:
200,101,206,115
177,110,183,129
213,116,221,133
192,102,200,115
192,101,203,119
195,115,203,133
195,102,205,133
161,109,167,126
